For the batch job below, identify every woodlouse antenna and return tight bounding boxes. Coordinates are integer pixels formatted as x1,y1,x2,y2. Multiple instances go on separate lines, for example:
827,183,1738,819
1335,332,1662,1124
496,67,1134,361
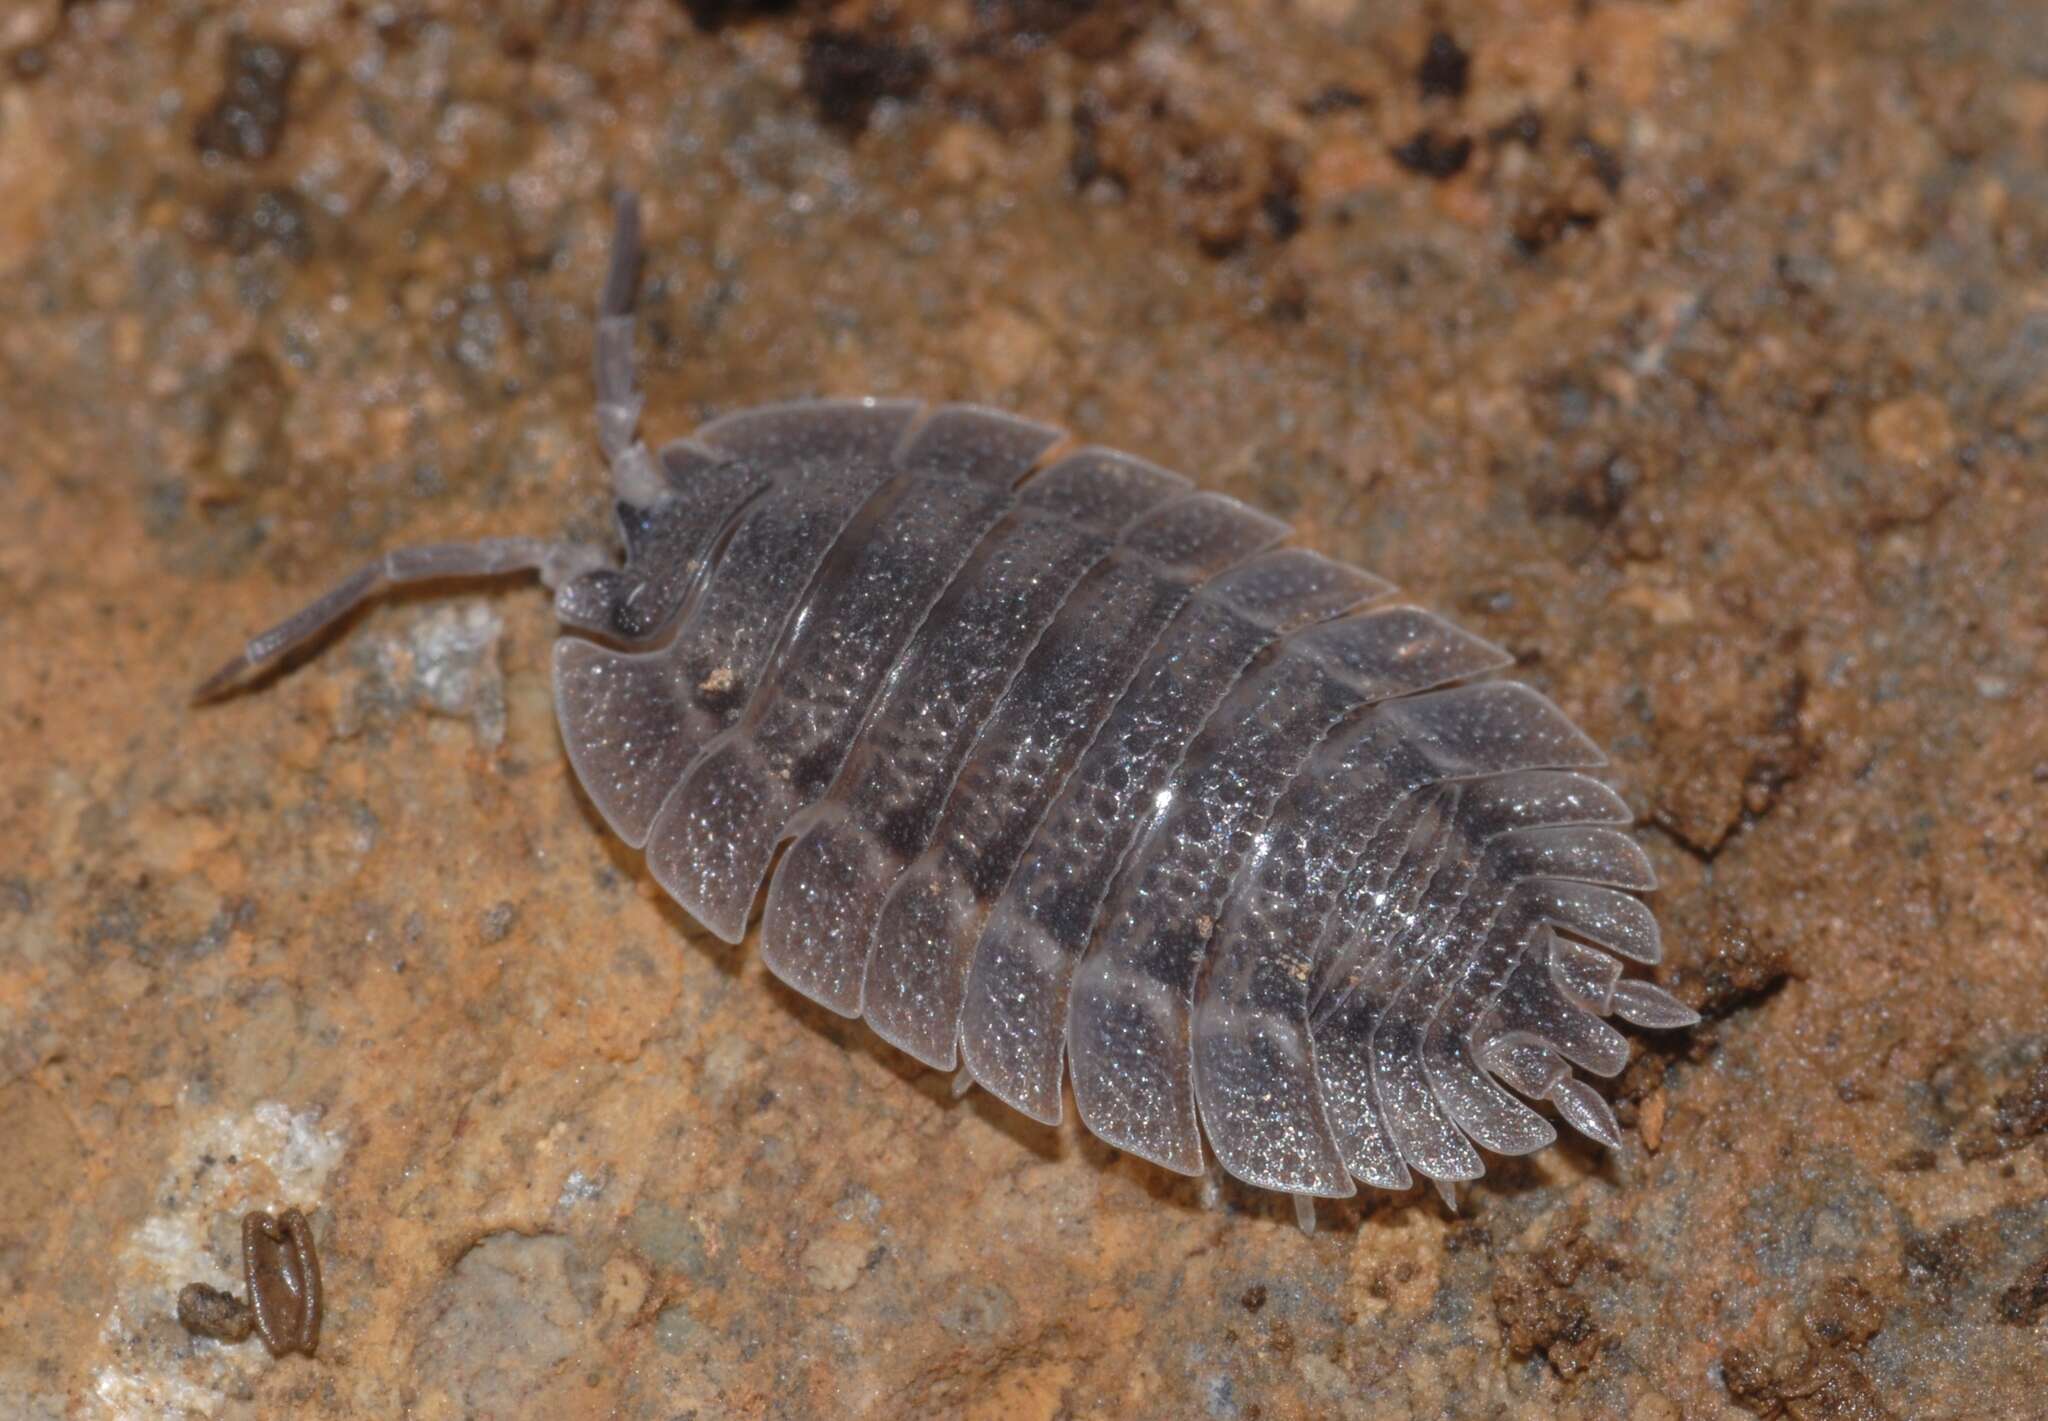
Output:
196,195,654,701
593,190,667,508
193,538,606,701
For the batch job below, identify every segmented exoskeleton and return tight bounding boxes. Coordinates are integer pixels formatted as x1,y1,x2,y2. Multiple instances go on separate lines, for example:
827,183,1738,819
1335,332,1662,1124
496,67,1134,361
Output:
202,196,1696,1227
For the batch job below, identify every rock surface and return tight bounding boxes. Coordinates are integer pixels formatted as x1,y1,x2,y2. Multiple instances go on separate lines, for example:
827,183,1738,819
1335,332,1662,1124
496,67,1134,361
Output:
1,2,2043,1417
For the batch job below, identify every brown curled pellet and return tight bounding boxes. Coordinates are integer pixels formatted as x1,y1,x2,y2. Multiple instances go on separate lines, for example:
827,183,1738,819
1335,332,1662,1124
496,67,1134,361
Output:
243,1208,322,1357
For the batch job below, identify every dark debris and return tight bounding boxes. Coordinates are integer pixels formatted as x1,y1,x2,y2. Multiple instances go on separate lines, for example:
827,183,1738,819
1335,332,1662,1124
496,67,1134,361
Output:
194,36,302,163
1391,129,1472,180
1417,31,1470,101
1492,1222,1613,1379
801,27,932,134
1723,1276,1895,1419
176,1282,254,1343
1998,1254,2048,1327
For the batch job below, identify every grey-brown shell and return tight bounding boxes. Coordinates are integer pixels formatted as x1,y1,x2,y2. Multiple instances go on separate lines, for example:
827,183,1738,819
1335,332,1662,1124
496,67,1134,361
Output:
548,398,1697,1201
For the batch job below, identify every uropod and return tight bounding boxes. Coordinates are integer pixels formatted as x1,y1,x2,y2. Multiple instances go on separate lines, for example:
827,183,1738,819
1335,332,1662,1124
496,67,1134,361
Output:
201,196,1698,1230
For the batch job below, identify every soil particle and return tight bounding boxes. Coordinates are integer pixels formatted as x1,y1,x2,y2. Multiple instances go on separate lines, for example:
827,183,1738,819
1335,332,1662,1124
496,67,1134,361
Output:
1802,1276,1885,1350
413,1233,600,1416
1722,1346,1896,1421
1723,1276,1894,1419
1999,1254,2048,1327
0,1,58,55
205,186,315,263
1902,1223,1981,1311
1301,84,1368,118
1642,641,1814,860
1666,892,1794,1023
673,0,805,31
1070,76,1305,254
802,26,932,134
1417,32,1470,101
194,348,292,497
193,36,301,164
1391,128,1473,180
175,1281,254,1343
1994,1064,2048,1144
1952,1057,2048,1163
1491,1221,1616,1379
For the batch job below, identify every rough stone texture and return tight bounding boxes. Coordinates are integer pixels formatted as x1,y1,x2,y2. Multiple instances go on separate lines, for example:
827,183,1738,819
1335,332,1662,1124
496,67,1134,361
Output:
1,2,2043,1418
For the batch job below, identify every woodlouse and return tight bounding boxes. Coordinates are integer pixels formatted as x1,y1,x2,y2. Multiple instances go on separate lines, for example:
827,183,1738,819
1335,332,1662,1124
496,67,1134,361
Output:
201,196,1697,1226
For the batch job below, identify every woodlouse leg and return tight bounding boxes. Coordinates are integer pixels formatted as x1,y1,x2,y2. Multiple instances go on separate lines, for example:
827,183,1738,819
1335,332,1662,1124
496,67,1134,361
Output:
949,1066,975,1099
196,538,609,700
592,191,667,509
